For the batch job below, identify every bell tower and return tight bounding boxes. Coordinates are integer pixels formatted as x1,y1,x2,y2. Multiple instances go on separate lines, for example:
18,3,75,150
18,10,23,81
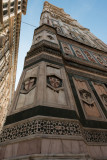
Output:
0,1,107,160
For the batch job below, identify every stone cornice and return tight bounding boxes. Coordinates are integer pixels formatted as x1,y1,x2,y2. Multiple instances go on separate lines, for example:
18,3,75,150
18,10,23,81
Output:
1,114,107,144
34,24,56,35
26,40,61,59
63,54,107,75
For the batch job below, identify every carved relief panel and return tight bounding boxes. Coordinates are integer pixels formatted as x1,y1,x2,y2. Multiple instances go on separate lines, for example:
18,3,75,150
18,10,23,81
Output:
46,65,66,106
44,64,74,109
32,30,59,46
92,53,107,66
101,56,107,65
73,78,105,120
61,42,74,56
72,46,86,60
15,66,39,110
81,50,97,63
93,82,107,110
60,41,107,67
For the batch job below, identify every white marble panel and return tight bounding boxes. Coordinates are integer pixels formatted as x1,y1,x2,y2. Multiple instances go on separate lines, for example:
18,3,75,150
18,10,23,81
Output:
47,66,61,77
16,94,26,109
24,88,35,106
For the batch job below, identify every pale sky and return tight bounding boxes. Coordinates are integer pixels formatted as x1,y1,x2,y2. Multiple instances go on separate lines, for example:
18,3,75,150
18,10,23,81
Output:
15,0,107,89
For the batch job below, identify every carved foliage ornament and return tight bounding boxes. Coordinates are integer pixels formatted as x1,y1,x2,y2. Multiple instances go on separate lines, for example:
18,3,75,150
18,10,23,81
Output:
79,89,94,107
20,77,37,94
47,75,63,91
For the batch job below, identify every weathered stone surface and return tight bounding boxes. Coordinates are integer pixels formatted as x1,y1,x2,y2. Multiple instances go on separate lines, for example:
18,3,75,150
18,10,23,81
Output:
0,1,107,160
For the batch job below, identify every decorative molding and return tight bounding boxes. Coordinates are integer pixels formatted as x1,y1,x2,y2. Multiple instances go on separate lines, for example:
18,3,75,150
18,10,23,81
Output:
60,41,107,69
0,117,107,144
1,153,93,160
83,129,107,143
66,68,107,83
27,40,61,59
24,53,63,69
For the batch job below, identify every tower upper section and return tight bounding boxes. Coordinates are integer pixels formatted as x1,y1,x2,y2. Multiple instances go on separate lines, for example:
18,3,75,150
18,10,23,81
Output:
40,1,107,52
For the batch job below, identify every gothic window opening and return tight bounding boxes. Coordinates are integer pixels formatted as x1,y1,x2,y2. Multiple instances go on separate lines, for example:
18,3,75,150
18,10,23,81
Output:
11,2,14,6
3,10,8,16
3,3,8,8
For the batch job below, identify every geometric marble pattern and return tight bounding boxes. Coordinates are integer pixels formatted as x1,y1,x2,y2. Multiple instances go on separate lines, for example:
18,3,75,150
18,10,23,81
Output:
0,118,107,144
61,42,107,67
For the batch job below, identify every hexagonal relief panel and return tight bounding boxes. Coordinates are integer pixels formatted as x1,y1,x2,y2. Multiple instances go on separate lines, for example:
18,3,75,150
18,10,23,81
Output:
47,74,63,91
20,77,37,94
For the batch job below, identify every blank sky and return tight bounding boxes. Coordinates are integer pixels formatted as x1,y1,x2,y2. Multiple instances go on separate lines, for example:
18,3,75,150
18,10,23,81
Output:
15,0,107,89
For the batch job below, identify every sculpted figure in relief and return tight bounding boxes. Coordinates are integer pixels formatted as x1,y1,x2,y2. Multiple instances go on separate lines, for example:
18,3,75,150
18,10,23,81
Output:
79,89,94,107
47,75,63,92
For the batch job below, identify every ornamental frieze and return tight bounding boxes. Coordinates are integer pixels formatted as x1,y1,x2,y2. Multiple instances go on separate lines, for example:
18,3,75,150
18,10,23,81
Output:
0,118,107,144
61,41,107,67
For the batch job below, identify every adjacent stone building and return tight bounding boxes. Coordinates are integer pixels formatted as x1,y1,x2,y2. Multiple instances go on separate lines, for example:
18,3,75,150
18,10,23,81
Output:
0,1,107,159
0,0,28,131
